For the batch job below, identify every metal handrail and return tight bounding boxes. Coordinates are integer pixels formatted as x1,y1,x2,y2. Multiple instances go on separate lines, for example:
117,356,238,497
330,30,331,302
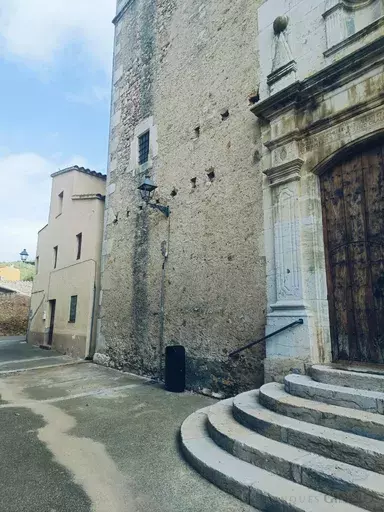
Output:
229,319,304,358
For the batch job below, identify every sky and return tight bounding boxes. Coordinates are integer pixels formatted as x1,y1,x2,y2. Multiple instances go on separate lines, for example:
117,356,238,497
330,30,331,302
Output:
0,0,116,261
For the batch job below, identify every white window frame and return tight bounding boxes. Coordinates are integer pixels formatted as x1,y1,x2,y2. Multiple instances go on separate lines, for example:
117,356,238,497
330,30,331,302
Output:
129,116,158,175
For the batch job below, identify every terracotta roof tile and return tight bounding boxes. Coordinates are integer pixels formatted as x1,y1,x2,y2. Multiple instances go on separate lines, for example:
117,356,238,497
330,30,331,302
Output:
51,165,107,181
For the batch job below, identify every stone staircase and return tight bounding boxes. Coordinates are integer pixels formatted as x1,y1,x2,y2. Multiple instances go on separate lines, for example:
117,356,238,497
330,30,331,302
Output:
180,365,384,511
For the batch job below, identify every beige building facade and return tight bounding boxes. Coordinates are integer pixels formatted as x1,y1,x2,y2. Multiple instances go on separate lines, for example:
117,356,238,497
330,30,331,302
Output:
29,166,106,358
0,266,21,282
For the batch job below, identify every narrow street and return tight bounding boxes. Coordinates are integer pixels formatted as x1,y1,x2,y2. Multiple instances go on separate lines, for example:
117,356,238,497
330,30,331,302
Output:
0,337,253,512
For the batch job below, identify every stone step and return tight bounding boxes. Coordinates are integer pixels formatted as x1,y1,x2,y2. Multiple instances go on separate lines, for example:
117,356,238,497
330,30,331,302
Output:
207,399,384,511
233,390,384,474
311,365,384,393
180,405,363,512
329,362,384,376
285,374,384,414
259,382,384,441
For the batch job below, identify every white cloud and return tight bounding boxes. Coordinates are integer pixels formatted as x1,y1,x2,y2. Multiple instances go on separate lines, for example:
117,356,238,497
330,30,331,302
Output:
0,152,89,261
66,85,111,106
0,0,116,73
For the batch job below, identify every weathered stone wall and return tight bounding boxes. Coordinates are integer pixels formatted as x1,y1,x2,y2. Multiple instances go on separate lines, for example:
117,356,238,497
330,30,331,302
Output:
0,294,30,336
97,0,266,395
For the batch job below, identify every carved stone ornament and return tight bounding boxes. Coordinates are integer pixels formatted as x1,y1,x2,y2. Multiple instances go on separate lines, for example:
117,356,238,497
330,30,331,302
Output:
264,158,304,187
273,16,289,34
267,16,297,92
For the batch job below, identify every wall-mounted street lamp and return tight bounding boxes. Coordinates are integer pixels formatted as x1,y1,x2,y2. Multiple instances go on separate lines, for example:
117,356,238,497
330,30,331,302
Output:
138,176,170,218
20,249,29,262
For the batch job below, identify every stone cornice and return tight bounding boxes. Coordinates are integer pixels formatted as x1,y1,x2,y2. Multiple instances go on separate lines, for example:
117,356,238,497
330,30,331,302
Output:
323,0,375,15
302,94,384,139
264,130,302,151
72,194,106,202
252,35,384,122
267,61,297,87
263,158,304,187
251,82,301,121
112,0,135,25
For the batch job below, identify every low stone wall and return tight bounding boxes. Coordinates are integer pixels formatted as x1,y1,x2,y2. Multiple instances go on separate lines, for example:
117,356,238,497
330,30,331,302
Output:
0,294,30,336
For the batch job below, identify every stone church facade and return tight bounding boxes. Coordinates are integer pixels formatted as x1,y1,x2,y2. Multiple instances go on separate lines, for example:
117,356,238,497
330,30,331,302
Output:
255,0,384,381
96,0,384,394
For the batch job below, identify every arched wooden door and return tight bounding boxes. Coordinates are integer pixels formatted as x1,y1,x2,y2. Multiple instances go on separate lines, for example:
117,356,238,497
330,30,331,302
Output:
320,141,384,363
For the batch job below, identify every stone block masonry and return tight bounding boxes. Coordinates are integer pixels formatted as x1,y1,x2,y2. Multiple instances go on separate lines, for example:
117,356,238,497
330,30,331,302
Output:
96,0,266,396
0,294,30,336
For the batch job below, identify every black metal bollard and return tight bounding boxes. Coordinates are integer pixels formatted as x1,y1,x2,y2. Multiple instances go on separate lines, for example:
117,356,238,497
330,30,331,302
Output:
165,345,185,392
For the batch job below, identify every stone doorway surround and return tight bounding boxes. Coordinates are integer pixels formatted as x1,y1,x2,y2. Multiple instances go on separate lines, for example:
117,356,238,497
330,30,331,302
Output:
252,0,384,382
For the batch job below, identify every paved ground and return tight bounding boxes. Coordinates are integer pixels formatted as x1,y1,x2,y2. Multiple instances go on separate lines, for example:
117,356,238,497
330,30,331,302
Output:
0,337,254,512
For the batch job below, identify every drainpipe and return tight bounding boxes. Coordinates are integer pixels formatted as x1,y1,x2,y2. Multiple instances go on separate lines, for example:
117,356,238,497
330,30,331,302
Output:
158,216,171,379
87,282,97,360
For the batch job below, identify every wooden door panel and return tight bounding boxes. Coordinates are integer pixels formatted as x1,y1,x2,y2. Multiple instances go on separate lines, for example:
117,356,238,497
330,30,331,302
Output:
321,141,384,364
330,247,351,360
342,156,371,361
321,163,351,360
364,146,384,362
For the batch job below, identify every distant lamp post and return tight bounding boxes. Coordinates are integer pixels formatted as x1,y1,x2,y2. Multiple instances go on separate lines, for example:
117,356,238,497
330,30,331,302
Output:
20,249,29,262
138,176,170,217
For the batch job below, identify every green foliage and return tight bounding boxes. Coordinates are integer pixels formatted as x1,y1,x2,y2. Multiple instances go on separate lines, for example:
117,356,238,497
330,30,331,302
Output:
0,261,36,281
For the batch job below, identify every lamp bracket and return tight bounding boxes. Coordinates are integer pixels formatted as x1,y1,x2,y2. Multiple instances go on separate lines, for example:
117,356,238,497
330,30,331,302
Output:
148,202,170,218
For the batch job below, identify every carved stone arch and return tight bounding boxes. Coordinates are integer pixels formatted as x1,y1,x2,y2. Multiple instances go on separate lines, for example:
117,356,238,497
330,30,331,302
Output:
311,128,384,176
342,0,375,9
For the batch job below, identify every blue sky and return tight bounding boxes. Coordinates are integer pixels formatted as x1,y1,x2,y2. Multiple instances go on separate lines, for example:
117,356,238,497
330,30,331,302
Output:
0,0,116,261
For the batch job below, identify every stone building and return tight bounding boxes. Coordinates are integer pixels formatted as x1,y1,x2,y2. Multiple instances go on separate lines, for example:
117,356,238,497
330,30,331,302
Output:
0,266,21,282
179,1,384,508
254,0,384,381
96,0,266,394
97,0,384,393
29,166,106,358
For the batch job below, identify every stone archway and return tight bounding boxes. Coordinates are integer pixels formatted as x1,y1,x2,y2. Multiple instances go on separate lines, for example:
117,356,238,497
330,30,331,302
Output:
319,139,384,363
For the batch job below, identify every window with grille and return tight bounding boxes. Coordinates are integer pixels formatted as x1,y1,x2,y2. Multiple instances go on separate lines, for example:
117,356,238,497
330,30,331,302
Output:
138,131,150,165
69,295,78,323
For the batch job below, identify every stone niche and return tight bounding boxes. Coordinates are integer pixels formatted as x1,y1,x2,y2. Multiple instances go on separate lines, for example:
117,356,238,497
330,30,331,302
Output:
323,0,384,55
253,1,384,381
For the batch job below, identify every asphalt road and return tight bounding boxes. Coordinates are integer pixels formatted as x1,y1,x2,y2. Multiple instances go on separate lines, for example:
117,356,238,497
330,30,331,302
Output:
0,337,254,512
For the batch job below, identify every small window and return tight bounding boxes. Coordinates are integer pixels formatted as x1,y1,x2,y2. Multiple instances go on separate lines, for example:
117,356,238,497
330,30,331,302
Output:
69,295,78,323
35,256,39,274
138,131,150,165
76,233,82,260
53,246,58,269
58,191,64,215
